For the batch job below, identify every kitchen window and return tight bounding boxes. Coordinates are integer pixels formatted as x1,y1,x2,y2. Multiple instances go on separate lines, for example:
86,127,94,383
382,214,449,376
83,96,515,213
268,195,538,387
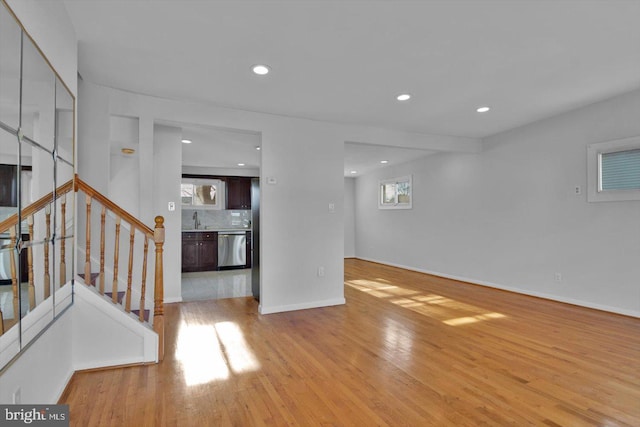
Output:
181,179,224,209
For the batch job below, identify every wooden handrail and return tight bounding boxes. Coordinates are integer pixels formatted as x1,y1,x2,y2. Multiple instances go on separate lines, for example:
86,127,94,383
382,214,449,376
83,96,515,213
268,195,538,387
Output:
0,179,74,234
75,175,154,239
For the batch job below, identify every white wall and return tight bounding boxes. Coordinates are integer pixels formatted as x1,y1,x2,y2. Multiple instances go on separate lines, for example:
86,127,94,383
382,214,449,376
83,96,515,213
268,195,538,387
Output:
355,89,640,317
344,177,356,258
0,312,73,404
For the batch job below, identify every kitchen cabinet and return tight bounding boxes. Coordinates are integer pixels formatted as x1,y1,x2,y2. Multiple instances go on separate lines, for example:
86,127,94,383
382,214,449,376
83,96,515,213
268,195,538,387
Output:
0,164,18,207
225,177,251,210
181,232,217,272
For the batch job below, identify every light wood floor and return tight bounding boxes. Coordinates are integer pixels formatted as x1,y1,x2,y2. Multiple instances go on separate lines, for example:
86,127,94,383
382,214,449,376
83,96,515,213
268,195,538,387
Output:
60,259,640,426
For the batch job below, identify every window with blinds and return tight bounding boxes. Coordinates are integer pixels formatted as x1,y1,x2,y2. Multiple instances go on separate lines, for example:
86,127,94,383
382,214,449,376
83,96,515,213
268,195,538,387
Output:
588,136,640,202
600,148,640,191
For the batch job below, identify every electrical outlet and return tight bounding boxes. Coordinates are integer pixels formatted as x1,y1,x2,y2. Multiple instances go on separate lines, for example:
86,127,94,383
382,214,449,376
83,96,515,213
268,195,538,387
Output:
554,272,562,282
574,186,582,195
13,387,21,404
328,202,335,213
317,266,325,277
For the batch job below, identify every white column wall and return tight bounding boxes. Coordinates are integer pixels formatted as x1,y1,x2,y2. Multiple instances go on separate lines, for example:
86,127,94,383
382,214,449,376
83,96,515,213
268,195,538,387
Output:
152,124,182,302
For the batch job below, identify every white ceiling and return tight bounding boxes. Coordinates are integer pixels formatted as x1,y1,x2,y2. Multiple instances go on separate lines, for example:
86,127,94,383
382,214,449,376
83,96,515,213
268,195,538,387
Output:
62,0,640,175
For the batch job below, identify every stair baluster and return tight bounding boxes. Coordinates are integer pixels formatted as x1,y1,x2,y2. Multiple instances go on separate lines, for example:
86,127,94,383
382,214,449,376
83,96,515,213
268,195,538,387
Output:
139,238,149,322
10,227,18,320
99,207,106,294
112,217,121,304
44,204,51,299
85,195,92,284
60,193,66,285
27,215,35,310
125,227,134,312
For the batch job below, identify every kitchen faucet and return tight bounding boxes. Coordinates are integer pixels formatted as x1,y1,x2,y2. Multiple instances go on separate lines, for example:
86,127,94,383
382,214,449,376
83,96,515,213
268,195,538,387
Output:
193,211,201,230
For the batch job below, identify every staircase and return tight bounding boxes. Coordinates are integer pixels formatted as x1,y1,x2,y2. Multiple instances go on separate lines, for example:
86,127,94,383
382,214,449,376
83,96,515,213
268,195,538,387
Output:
0,175,165,362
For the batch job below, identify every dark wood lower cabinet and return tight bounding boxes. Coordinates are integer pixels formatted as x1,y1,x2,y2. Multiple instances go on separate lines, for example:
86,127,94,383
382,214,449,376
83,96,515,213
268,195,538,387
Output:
181,232,217,272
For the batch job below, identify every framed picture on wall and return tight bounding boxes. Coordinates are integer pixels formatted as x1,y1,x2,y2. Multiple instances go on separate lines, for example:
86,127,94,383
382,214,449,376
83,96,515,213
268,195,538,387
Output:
379,175,412,209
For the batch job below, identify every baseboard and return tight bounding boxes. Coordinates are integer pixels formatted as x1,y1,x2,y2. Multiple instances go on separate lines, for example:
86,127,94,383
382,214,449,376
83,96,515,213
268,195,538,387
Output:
355,257,640,319
259,297,346,315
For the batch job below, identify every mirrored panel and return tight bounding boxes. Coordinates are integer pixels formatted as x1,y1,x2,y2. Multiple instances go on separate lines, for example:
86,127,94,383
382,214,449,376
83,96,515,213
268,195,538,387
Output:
0,244,21,367
0,3,21,130
21,31,56,151
21,141,55,208
56,77,74,163
0,128,19,223
0,0,74,370
19,143,54,326
53,160,73,313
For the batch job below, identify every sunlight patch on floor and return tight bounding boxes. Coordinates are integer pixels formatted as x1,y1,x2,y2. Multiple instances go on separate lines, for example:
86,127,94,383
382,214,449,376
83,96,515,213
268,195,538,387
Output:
175,321,261,386
443,312,506,326
346,278,507,326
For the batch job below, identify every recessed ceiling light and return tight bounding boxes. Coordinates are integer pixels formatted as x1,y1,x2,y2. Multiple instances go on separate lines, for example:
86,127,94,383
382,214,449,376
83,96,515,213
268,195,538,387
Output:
237,163,245,166
252,64,270,75
380,160,389,164
350,170,357,174
121,148,135,155
476,106,490,113
396,94,411,101
181,139,192,144
255,146,261,150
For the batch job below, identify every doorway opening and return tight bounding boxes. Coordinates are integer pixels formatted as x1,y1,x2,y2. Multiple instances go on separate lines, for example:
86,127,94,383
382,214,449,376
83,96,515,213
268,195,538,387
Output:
178,123,261,303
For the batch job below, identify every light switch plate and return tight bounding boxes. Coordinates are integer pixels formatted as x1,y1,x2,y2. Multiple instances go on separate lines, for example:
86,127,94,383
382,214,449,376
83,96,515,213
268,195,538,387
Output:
168,202,175,211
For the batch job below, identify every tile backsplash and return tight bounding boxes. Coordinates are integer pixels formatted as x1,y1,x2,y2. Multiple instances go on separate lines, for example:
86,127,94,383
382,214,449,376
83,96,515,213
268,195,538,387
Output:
182,208,250,230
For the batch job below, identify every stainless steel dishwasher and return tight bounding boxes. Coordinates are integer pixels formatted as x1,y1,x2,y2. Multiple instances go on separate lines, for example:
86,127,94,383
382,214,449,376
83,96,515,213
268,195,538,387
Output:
217,231,246,267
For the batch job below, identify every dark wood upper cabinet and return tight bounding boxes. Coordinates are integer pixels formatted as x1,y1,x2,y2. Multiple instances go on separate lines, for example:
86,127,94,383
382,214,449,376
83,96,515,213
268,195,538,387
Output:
0,164,18,207
225,177,252,210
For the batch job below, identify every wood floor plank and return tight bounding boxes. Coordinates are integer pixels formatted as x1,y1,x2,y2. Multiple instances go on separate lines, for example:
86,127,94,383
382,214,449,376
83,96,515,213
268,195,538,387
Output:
59,259,640,426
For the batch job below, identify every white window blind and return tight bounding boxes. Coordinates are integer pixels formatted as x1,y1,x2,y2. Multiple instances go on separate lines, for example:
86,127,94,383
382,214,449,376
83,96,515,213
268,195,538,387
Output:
600,148,640,191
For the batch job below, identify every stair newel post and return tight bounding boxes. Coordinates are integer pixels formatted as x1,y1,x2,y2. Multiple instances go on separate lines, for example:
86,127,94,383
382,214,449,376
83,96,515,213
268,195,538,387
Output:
112,216,121,304
99,207,106,294
10,226,18,321
44,204,51,299
139,238,149,322
60,193,66,285
125,226,134,312
153,216,165,361
85,195,92,284
27,214,35,310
